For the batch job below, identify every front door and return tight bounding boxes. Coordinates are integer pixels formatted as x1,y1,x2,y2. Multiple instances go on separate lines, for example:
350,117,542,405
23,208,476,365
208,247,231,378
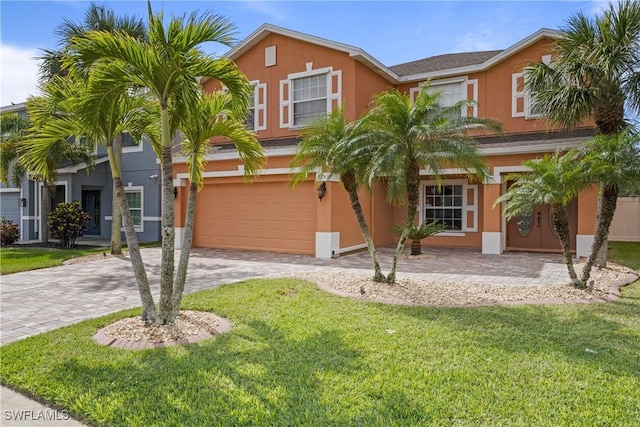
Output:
506,200,578,251
82,190,101,235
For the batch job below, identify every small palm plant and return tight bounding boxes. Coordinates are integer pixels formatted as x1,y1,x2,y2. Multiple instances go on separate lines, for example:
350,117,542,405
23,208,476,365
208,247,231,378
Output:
394,221,445,256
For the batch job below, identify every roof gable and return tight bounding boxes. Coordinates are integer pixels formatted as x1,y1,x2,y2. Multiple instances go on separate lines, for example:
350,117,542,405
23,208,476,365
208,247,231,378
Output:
224,23,398,82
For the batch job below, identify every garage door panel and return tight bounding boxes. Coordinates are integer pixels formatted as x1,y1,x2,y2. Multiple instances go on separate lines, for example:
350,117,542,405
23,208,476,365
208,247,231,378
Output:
194,181,316,254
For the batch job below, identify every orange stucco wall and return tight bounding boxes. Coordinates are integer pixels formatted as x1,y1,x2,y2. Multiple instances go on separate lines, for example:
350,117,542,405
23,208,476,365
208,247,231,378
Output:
176,30,600,256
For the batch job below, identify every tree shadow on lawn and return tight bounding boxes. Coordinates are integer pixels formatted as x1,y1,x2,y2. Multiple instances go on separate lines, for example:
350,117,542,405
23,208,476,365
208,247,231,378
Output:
45,320,367,426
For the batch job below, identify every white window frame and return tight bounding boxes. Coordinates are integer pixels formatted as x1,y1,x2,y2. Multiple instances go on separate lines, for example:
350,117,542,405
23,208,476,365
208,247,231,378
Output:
245,80,267,131
419,179,478,235
124,185,144,232
280,65,341,129
121,131,143,153
512,72,543,119
410,77,477,118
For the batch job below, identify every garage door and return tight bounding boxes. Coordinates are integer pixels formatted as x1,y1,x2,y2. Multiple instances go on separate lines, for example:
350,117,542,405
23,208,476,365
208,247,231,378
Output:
194,180,316,255
0,191,21,226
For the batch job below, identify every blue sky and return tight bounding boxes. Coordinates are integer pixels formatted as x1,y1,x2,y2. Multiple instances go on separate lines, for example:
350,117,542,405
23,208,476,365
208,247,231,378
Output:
0,0,608,106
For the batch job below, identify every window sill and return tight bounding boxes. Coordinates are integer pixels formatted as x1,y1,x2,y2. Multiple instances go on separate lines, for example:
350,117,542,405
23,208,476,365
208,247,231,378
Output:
435,231,466,237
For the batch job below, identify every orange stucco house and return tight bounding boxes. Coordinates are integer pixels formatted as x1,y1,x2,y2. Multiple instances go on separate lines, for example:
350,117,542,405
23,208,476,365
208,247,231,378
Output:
172,24,599,259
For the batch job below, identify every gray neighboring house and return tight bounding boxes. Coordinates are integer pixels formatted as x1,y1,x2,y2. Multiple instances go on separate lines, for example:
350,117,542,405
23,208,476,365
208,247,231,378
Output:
0,102,162,243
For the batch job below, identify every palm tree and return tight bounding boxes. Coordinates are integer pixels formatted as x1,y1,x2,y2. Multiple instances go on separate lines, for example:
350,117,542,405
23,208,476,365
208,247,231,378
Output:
38,2,147,254
496,152,587,287
570,130,640,284
172,91,264,318
525,0,640,270
394,221,445,256
292,107,386,282
361,86,501,284
67,4,253,324
0,113,30,188
38,2,146,84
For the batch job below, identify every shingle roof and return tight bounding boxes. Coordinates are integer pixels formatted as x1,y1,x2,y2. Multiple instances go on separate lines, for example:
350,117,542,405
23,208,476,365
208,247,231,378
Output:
389,50,504,76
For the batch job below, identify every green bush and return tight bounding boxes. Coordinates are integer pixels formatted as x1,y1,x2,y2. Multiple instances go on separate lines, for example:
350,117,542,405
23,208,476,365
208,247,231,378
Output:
48,201,90,249
0,217,20,246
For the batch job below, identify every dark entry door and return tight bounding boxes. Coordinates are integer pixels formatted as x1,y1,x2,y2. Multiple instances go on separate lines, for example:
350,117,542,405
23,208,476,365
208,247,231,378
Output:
506,200,577,251
82,190,101,235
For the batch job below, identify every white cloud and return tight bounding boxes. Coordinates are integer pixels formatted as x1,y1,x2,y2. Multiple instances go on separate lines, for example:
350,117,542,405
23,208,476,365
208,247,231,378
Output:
456,30,503,53
0,44,41,106
241,1,287,22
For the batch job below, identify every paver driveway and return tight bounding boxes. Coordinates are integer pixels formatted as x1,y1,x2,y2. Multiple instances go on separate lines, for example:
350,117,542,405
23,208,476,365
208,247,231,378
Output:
0,246,572,345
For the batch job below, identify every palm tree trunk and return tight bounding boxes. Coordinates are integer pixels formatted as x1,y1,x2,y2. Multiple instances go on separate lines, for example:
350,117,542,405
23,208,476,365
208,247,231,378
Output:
114,176,158,322
110,134,123,255
387,161,420,284
580,184,619,284
158,107,175,325
550,204,582,288
171,181,197,321
410,239,422,256
107,143,158,322
341,172,385,283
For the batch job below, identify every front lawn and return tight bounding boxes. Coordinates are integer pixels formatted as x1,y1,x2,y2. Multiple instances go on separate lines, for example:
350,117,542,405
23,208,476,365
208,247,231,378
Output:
1,275,639,426
0,246,105,274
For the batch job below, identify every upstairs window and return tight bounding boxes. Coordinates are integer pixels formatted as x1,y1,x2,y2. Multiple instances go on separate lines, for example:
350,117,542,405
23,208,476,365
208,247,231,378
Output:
411,78,477,118
292,74,327,127
280,65,341,129
244,81,267,131
512,73,543,119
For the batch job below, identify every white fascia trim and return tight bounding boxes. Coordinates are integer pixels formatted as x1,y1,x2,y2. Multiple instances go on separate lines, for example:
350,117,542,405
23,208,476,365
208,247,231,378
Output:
0,187,21,193
56,155,110,174
223,23,398,83
176,165,306,180
0,102,27,113
419,167,475,176
398,28,561,83
173,146,298,164
491,166,532,184
480,140,584,157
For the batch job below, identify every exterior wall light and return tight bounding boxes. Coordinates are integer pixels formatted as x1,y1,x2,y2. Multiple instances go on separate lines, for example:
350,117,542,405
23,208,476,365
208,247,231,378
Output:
19,198,27,207
173,187,178,199
317,182,327,201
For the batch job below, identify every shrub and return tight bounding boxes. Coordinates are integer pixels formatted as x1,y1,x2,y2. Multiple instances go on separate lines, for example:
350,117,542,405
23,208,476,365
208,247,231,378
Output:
48,201,90,249
0,217,20,246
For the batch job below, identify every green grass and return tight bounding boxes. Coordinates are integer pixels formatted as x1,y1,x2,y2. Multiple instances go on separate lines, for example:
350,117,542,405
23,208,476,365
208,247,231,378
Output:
0,246,105,274
0,241,160,275
1,243,639,426
609,241,640,270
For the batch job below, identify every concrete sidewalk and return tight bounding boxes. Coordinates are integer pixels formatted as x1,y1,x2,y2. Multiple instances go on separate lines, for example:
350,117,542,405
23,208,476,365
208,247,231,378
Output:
1,246,573,426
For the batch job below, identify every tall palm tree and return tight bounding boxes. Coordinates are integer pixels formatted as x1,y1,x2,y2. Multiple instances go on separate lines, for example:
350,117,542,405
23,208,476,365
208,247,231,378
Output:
38,2,146,84
525,0,640,270
496,152,587,287
292,107,386,282
571,130,640,283
361,86,501,284
38,2,147,254
67,3,253,324
171,92,263,317
0,113,30,188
